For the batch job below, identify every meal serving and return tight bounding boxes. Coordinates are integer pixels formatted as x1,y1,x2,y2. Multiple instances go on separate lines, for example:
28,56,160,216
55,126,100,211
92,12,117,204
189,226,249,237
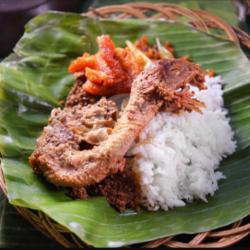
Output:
29,35,236,211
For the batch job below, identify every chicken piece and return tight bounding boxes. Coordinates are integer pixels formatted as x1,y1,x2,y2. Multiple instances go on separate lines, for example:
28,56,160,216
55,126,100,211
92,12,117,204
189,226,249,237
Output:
29,98,118,176
32,59,204,187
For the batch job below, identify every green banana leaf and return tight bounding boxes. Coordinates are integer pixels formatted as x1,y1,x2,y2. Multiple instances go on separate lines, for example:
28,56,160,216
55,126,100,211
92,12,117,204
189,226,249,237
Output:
0,12,250,247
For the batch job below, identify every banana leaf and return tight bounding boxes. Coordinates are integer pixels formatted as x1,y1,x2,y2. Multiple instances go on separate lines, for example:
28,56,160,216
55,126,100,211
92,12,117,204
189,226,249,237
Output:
0,12,250,247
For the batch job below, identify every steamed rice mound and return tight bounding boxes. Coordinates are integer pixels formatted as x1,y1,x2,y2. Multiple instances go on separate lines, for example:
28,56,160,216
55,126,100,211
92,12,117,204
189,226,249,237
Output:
131,75,236,211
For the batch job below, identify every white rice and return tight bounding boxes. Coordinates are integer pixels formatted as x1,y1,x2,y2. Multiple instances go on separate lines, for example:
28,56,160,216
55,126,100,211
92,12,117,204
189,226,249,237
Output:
131,75,236,211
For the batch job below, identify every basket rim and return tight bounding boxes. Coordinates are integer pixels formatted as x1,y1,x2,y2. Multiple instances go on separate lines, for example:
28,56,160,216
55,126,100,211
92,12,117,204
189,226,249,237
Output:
1,2,250,248
87,2,250,49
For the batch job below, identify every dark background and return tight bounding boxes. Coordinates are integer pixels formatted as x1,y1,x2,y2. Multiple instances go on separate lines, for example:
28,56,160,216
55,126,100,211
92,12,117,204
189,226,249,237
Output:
0,0,249,248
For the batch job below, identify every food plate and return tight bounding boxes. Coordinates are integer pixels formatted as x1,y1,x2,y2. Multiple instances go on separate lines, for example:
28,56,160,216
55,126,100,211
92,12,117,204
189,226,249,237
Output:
0,12,250,247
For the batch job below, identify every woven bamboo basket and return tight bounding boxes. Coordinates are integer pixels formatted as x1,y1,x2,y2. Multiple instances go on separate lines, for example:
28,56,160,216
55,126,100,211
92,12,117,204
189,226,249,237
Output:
1,2,250,248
